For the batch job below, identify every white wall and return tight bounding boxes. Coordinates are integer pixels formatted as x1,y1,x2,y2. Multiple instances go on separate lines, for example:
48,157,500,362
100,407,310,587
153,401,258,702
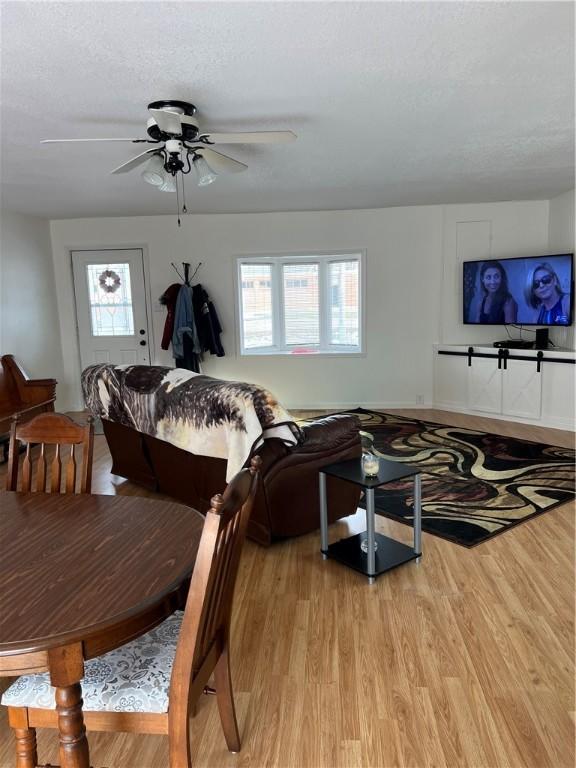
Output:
0,210,65,397
50,207,444,410
50,199,553,411
440,200,550,345
548,188,575,350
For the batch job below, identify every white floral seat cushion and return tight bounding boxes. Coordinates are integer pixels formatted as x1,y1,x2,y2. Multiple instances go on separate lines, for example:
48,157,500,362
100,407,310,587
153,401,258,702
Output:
1,611,183,714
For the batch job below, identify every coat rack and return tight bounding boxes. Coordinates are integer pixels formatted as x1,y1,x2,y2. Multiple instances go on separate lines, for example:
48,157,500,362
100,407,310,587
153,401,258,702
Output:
171,261,202,285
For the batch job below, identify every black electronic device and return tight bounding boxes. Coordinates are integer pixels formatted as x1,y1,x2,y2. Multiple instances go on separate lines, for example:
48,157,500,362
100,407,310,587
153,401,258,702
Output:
493,340,534,349
463,253,573,326
534,327,549,350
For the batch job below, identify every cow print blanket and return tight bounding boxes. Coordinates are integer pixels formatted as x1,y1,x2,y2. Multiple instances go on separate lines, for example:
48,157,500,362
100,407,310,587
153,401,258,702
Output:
82,364,301,480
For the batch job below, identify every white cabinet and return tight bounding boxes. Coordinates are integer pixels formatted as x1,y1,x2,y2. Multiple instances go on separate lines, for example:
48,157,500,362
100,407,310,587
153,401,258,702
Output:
541,358,576,429
501,359,543,420
434,345,575,430
468,357,542,419
467,357,503,415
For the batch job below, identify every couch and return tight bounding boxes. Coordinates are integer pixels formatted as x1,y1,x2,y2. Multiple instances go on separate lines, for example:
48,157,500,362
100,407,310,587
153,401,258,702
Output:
83,363,362,545
101,413,362,545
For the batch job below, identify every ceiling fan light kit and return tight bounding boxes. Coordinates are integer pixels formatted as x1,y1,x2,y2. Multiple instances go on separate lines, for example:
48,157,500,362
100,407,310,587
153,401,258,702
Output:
141,153,166,186
158,175,177,193
193,155,217,186
42,99,296,223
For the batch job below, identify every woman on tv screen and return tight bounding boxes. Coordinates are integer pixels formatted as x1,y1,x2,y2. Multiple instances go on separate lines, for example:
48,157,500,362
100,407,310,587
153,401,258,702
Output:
473,261,518,324
525,262,571,325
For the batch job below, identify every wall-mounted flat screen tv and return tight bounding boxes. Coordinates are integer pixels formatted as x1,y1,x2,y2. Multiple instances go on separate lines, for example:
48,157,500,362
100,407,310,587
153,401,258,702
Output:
463,253,574,326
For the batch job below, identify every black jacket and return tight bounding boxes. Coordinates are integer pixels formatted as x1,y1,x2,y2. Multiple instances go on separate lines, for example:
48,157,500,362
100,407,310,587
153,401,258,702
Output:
192,284,224,357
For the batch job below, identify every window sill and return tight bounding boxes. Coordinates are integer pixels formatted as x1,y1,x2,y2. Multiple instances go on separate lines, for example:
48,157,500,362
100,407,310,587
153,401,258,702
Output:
240,350,366,358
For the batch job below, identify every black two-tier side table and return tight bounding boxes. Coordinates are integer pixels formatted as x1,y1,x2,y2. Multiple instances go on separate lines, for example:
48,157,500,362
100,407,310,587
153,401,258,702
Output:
319,457,422,584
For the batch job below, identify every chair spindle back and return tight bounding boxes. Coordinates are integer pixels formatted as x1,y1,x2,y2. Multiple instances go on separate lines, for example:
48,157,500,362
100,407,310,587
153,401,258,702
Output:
169,456,260,731
6,413,94,494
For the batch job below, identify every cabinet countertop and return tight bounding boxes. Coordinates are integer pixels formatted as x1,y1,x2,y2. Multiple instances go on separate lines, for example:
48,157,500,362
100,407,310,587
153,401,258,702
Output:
435,344,576,360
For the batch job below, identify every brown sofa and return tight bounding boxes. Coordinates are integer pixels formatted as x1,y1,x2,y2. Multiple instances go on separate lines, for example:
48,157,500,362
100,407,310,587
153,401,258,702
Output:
101,414,361,546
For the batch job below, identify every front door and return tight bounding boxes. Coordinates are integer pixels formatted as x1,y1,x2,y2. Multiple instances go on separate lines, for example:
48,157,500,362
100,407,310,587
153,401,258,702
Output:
72,249,151,370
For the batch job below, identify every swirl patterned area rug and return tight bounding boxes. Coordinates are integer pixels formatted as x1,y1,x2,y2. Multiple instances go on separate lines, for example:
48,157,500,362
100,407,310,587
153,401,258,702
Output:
313,409,575,547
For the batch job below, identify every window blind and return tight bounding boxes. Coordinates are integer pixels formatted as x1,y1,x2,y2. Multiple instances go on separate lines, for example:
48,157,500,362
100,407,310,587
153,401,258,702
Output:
240,263,273,348
283,263,319,346
329,261,359,346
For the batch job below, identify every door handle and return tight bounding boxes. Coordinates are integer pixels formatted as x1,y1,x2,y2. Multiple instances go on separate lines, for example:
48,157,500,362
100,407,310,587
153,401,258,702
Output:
139,329,146,335
139,340,147,346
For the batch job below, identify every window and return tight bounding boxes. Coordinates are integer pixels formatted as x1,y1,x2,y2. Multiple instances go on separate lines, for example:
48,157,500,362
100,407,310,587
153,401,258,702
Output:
239,263,273,349
86,262,134,336
237,253,364,355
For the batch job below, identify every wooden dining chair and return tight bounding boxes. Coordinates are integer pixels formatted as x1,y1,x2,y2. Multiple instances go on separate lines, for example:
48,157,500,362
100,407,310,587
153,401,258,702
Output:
2,455,261,768
5,412,94,493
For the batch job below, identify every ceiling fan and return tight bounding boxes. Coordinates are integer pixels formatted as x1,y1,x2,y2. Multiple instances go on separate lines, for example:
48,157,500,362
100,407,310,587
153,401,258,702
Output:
42,100,297,211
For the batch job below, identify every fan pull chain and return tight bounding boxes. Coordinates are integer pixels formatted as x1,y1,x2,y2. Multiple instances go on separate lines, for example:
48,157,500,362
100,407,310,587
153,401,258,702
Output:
176,174,181,227
181,172,188,214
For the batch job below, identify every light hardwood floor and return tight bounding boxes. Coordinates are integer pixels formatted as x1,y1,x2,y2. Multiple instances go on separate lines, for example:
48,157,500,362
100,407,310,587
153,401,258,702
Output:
0,409,574,768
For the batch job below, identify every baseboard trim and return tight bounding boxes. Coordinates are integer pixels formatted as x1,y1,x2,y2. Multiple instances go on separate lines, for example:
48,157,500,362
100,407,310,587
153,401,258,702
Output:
285,401,433,412
433,401,575,432
289,400,575,432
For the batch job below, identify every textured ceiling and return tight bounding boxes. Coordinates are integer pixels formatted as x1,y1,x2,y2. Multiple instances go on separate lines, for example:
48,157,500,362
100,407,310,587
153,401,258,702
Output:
0,1,574,219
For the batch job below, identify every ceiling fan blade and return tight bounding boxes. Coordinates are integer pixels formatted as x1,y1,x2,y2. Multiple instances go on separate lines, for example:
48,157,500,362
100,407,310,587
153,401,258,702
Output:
199,130,297,144
110,149,158,175
149,108,185,135
41,138,145,143
195,147,247,174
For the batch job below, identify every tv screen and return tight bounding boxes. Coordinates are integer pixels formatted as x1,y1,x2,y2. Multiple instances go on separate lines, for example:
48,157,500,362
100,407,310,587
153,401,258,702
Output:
463,253,574,326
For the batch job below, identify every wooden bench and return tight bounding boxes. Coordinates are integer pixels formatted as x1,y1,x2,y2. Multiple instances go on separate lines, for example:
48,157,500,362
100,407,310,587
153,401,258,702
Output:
0,355,57,460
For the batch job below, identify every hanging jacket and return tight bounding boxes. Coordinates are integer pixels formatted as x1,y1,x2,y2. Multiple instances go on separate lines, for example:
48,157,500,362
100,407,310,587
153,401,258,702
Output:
192,284,225,357
159,283,181,350
175,333,201,373
172,284,201,360
207,301,224,357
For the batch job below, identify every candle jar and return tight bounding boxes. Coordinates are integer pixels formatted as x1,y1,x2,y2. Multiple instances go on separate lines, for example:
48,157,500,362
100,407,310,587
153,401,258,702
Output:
361,452,380,477
360,537,378,553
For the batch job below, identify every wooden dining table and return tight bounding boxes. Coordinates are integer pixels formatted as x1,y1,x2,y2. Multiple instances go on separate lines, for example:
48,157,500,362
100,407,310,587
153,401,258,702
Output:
0,491,205,768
